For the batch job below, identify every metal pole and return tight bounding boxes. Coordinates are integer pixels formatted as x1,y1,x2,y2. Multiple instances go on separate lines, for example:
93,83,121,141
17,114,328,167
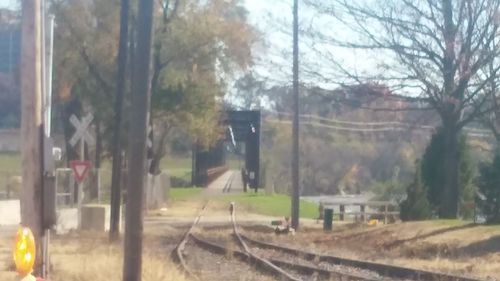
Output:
123,0,154,279
291,0,300,230
40,1,47,275
77,139,84,229
46,15,54,136
109,0,130,242
40,0,46,124
42,15,55,278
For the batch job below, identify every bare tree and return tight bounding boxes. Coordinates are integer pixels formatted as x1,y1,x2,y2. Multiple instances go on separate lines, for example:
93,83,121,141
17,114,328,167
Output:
305,0,500,218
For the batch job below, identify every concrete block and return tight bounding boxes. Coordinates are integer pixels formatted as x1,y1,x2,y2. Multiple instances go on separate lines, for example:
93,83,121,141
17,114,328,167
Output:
81,206,105,232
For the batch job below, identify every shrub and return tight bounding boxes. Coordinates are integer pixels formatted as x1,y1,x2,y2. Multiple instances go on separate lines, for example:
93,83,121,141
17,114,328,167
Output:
477,149,500,224
400,163,432,221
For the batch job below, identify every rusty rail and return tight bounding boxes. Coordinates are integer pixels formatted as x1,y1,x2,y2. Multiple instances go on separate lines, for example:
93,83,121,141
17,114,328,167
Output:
171,201,209,281
240,234,485,281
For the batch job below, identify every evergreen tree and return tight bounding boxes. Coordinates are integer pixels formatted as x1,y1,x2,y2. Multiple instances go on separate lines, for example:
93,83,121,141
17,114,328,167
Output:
421,128,475,217
477,149,500,224
400,163,432,221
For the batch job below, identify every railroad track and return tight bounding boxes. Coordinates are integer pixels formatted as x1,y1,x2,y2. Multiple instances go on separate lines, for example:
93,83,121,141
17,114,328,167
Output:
222,172,235,193
171,200,209,281
172,172,276,281
238,233,485,281
172,171,484,281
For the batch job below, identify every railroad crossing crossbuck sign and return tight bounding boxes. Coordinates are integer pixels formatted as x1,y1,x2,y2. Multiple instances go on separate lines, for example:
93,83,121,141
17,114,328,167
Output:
69,113,95,147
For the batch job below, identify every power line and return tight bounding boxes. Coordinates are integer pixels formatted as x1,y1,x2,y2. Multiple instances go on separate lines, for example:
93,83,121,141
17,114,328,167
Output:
266,118,492,139
266,111,492,135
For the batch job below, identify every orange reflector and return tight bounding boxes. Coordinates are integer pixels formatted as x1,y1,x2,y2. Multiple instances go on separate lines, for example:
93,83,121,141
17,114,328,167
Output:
13,227,36,276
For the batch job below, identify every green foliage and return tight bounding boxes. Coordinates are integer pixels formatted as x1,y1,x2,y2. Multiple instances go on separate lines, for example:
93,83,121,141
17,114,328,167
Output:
421,129,476,217
52,0,256,166
477,149,500,224
372,180,406,203
400,164,432,221
219,192,319,219
0,152,20,172
169,187,203,202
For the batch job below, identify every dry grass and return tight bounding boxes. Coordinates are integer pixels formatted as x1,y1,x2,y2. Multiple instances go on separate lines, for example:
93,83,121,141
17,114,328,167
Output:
0,231,190,281
380,255,500,280
49,232,189,281
243,220,500,280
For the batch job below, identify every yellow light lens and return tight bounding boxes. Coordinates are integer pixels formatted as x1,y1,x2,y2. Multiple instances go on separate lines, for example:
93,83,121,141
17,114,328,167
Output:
13,227,36,276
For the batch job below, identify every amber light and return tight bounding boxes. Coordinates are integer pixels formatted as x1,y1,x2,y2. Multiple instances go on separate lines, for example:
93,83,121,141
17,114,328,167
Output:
13,227,36,276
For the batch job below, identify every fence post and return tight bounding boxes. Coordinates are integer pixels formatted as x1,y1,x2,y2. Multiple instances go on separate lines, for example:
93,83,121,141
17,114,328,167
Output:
69,173,75,208
6,173,11,199
384,204,388,224
360,205,366,222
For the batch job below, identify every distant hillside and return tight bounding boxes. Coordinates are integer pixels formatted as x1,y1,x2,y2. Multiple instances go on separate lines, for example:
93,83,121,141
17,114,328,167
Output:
260,84,493,197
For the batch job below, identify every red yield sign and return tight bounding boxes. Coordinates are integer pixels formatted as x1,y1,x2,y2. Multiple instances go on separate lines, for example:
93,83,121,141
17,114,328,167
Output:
70,160,92,184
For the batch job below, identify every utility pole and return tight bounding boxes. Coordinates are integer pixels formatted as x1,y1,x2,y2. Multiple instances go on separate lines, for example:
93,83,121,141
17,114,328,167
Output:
20,0,44,275
291,0,300,230
109,0,130,242
122,0,154,280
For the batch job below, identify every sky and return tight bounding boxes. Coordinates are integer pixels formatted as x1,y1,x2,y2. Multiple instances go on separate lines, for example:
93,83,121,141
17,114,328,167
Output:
0,0,380,91
0,0,17,9
243,0,379,90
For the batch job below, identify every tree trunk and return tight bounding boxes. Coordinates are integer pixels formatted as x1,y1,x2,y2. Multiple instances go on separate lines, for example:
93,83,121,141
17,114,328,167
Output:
440,122,460,218
95,120,102,168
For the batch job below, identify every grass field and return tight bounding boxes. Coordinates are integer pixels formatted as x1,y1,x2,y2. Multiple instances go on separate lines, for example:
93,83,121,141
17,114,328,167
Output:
169,187,203,202
0,230,190,281
218,192,320,219
0,152,20,173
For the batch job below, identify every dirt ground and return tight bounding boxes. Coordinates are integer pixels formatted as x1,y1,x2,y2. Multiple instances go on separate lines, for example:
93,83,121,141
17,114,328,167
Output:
4,211,500,280
243,220,500,280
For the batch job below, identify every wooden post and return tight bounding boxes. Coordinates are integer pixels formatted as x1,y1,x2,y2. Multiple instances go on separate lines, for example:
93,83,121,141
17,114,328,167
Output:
360,205,366,223
109,0,130,241
122,0,154,279
339,205,345,221
20,0,44,275
384,204,388,224
290,0,300,231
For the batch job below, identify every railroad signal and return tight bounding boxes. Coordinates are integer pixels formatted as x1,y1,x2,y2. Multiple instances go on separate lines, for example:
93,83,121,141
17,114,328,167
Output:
69,113,95,147
13,227,36,277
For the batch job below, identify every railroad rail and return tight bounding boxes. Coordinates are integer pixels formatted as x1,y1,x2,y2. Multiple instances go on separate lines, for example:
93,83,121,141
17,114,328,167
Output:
172,171,483,281
239,233,485,281
230,204,386,281
171,201,209,281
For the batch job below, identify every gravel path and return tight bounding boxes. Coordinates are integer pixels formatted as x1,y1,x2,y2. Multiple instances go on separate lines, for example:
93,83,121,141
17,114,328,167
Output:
183,239,274,281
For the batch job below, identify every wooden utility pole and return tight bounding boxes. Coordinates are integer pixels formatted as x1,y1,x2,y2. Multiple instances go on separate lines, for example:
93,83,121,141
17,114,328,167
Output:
20,0,44,275
122,0,154,279
109,0,130,242
291,0,300,230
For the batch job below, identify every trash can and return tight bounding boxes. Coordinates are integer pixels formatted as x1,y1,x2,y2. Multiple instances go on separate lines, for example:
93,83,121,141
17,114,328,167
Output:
323,208,333,231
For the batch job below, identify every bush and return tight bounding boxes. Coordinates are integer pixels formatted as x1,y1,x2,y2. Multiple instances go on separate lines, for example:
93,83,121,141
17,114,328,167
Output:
170,176,191,187
400,163,432,221
477,149,500,224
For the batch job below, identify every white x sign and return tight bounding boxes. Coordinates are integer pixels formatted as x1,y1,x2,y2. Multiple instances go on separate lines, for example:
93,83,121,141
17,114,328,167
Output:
69,113,95,147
